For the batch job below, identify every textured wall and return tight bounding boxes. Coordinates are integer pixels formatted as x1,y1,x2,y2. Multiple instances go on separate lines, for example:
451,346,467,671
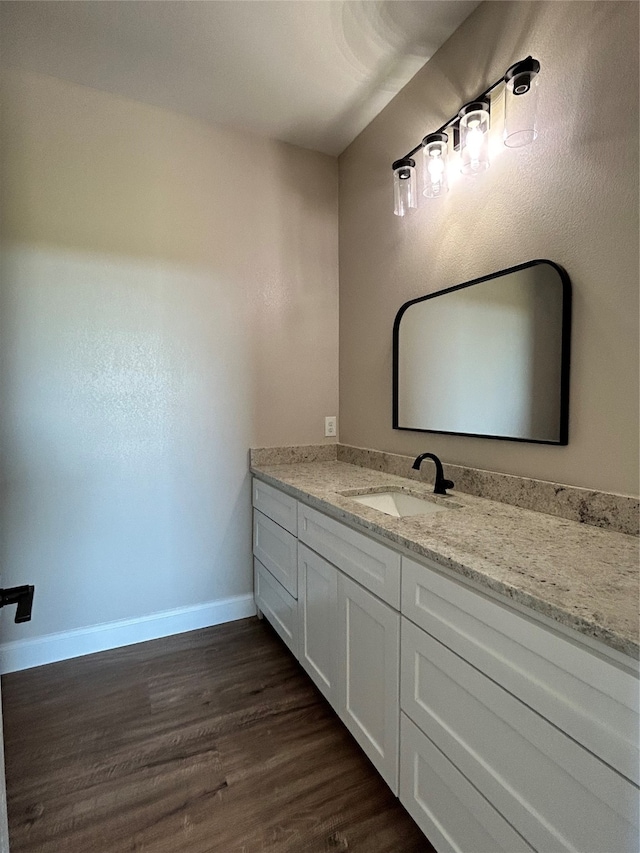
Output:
0,71,338,644
339,1,639,495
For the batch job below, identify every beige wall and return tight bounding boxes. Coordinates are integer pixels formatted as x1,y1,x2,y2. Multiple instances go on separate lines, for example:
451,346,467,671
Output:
0,70,338,646
339,1,639,496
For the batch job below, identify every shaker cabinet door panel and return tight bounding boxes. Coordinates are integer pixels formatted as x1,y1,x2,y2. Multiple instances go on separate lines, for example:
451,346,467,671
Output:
253,509,298,598
402,555,640,784
254,559,298,659
298,502,401,608
337,573,400,794
400,617,639,853
400,713,534,853
298,544,338,704
252,478,297,535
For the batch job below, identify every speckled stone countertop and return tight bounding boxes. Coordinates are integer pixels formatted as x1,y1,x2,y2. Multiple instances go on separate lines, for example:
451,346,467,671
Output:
251,460,640,660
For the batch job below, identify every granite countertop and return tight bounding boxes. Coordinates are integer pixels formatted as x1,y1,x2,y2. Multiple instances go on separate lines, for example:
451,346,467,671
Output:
251,460,640,660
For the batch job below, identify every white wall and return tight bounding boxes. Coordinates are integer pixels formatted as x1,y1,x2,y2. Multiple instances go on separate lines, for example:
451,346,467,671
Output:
0,71,338,666
339,1,639,495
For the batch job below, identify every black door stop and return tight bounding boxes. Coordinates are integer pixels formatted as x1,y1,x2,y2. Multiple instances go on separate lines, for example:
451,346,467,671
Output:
0,585,35,623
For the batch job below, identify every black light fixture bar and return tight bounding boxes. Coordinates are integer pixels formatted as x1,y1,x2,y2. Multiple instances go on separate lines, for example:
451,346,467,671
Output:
395,56,535,163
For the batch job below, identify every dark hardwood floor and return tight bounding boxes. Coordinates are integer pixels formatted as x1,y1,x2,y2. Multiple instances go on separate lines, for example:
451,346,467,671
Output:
2,618,432,852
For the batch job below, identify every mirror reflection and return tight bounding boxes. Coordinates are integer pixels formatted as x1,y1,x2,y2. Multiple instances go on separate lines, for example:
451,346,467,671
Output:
393,260,571,444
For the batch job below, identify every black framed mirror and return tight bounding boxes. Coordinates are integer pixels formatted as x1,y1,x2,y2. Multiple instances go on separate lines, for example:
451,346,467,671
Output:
393,260,571,444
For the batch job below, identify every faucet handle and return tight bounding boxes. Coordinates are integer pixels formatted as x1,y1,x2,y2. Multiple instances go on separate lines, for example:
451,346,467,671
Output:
434,478,454,495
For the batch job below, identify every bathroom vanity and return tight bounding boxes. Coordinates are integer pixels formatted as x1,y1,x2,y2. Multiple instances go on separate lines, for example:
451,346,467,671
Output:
251,458,639,853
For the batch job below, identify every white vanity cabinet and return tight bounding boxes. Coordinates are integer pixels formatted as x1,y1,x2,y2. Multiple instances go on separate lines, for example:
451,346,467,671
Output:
337,571,399,792
297,504,400,792
297,502,401,608
253,510,298,597
400,555,640,853
252,475,640,853
253,482,401,792
400,712,534,853
297,543,338,704
297,543,400,791
252,479,299,657
253,477,298,536
254,559,298,657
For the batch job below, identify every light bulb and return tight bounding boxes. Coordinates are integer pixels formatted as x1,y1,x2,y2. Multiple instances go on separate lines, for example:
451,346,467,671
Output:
465,123,484,163
428,153,444,182
421,132,449,198
459,100,490,176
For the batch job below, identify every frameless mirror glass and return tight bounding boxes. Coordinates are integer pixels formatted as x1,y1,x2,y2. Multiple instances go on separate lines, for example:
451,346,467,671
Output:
393,260,571,444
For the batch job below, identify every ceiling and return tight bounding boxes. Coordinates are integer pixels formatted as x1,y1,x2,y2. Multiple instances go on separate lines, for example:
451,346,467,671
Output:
0,1,480,156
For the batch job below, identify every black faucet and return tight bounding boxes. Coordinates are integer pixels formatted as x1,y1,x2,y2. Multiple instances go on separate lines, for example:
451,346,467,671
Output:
411,453,454,495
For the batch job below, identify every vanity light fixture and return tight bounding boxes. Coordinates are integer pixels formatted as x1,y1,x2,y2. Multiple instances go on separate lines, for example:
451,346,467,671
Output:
422,132,449,197
392,157,418,216
504,57,541,147
392,56,540,215
459,100,490,175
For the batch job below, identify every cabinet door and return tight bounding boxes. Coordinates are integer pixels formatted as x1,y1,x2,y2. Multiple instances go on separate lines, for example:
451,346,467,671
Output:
402,555,640,785
253,509,298,597
337,573,400,793
401,617,639,853
254,558,298,659
400,713,534,853
298,544,338,704
252,477,297,535
298,503,401,608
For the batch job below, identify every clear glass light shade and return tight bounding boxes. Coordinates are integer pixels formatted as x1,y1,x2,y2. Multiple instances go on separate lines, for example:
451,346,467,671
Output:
459,102,490,176
393,159,417,216
422,133,449,198
504,61,540,147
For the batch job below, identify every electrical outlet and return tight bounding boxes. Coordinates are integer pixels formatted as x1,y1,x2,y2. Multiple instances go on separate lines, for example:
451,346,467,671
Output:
324,416,337,437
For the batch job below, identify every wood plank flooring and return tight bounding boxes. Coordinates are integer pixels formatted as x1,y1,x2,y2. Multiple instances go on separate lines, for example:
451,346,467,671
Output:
2,618,433,852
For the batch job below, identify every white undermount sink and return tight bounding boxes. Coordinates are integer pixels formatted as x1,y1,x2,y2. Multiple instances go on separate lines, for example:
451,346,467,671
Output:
348,490,453,518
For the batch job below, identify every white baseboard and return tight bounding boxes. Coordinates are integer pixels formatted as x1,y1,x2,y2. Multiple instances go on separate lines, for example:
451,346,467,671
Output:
0,594,257,674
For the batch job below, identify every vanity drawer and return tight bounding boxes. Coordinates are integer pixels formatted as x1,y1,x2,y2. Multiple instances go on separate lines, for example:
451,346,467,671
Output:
400,713,533,853
298,503,401,608
401,555,640,784
253,510,298,598
252,478,297,535
254,559,298,658
401,617,639,853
